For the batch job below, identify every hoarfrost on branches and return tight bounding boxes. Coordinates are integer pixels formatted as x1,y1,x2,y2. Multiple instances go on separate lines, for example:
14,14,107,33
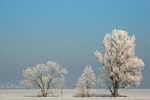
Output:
76,65,96,97
23,61,68,97
94,29,144,97
58,75,66,97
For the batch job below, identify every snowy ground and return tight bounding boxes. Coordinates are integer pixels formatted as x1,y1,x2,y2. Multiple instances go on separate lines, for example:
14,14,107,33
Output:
0,89,150,100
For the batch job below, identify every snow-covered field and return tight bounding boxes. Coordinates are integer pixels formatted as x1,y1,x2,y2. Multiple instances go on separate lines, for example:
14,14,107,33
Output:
0,89,150,100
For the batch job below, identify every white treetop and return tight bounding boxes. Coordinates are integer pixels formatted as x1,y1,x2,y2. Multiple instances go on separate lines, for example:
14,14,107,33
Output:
76,65,96,97
23,61,68,97
94,29,144,97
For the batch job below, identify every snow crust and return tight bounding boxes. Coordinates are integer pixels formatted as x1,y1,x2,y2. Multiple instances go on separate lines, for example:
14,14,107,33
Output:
0,89,150,100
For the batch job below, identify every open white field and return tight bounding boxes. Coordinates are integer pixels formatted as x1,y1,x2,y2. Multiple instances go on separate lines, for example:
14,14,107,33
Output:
0,89,150,100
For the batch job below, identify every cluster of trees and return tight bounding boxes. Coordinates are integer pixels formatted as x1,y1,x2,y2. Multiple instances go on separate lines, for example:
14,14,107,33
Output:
23,29,144,97
23,61,67,97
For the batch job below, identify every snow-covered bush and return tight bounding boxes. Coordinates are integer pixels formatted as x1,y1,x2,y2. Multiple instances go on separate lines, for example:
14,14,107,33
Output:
23,60,68,97
76,65,96,97
94,29,144,97
1,94,5,98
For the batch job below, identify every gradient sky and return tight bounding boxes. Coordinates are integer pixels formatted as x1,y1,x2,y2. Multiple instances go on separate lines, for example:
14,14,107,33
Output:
0,0,149,89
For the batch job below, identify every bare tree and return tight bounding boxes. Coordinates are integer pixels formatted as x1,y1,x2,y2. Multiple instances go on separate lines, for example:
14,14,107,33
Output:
94,29,144,97
23,61,68,97
76,65,96,97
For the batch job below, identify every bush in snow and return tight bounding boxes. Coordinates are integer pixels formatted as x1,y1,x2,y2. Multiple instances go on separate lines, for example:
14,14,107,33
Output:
23,60,68,97
1,94,5,98
76,65,96,97
94,29,144,97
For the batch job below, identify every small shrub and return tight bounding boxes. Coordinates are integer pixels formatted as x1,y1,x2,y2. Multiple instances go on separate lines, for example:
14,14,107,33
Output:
1,94,5,98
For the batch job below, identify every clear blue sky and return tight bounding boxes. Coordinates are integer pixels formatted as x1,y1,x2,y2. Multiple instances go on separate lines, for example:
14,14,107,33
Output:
0,0,149,89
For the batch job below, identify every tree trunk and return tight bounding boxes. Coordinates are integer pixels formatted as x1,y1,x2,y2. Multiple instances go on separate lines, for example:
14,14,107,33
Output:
113,87,119,97
61,90,63,97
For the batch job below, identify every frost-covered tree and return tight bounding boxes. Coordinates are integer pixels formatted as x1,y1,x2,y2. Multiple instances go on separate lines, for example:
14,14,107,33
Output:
23,61,68,97
76,77,86,97
58,75,66,97
94,29,144,97
76,65,96,97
